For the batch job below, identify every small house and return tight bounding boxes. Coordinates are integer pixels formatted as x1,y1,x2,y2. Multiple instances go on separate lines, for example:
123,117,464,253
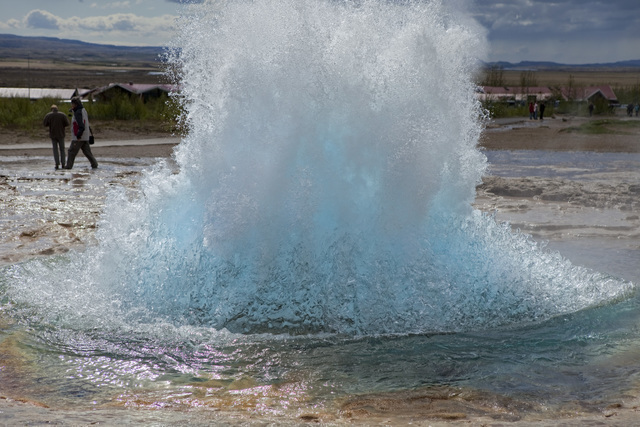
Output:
85,82,177,103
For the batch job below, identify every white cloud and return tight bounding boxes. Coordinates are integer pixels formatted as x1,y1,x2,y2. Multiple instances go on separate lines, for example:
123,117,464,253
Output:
26,10,60,30
0,18,21,31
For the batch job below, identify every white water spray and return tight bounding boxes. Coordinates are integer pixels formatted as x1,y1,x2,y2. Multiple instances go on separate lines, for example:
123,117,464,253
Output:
2,0,633,336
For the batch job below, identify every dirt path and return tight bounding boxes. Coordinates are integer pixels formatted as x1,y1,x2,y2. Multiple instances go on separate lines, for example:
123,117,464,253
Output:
3,114,639,158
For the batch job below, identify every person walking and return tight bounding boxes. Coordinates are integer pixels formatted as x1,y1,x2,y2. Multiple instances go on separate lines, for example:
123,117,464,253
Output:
65,97,98,170
43,104,70,170
539,101,545,121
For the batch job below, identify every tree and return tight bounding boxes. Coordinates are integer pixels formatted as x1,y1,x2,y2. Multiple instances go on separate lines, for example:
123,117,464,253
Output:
566,74,577,101
481,65,505,87
519,70,538,89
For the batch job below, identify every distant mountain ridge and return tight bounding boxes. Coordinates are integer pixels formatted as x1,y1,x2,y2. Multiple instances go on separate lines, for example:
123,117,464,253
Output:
2,33,639,69
485,59,640,69
0,33,164,64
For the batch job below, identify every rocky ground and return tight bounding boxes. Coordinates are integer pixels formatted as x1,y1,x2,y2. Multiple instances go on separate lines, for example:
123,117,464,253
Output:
2,113,640,425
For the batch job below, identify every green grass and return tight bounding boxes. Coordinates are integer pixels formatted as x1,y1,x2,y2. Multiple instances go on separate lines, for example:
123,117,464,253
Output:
559,119,640,135
0,95,180,136
483,98,615,119
481,101,557,119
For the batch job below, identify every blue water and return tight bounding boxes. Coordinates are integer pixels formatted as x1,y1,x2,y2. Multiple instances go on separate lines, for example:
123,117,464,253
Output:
1,0,638,421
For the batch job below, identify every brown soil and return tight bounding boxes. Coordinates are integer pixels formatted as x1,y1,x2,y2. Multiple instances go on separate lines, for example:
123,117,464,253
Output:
0,119,181,158
0,143,177,159
2,114,639,158
480,115,640,152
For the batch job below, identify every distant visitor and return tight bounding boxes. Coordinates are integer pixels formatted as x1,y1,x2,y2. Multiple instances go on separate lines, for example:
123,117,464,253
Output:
65,97,98,170
43,104,70,170
528,102,534,120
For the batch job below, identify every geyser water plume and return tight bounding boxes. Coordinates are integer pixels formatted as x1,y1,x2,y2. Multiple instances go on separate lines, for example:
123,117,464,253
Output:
2,0,633,336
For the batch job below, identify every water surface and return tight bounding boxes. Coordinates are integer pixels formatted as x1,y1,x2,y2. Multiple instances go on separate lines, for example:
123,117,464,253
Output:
1,0,638,423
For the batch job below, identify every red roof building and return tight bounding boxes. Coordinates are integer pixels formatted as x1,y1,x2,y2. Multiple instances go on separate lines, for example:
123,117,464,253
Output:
477,86,555,102
559,85,618,103
477,85,617,104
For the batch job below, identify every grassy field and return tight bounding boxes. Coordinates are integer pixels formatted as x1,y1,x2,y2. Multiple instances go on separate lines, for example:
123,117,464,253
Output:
497,69,640,87
2,58,640,140
477,67,640,118
0,56,177,142
4,57,640,91
0,92,181,143
559,118,640,135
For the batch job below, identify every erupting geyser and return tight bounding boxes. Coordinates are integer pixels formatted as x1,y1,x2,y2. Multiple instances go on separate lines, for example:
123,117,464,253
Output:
3,0,633,336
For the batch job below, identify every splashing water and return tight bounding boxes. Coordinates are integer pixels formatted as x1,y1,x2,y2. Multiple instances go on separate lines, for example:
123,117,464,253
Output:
2,0,633,337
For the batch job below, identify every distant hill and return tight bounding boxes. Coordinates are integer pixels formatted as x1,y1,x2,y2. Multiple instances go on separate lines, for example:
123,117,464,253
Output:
0,33,164,65
485,59,640,70
2,33,639,71
0,34,640,77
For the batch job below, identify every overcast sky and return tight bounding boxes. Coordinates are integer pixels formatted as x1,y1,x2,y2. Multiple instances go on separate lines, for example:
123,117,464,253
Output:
0,0,638,64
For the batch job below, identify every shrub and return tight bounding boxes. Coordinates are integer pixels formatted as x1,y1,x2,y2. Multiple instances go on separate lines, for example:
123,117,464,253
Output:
0,95,180,133
0,97,59,130
482,100,555,119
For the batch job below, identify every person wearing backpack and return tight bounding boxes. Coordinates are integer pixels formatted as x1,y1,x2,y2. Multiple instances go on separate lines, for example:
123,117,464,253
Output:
65,97,98,170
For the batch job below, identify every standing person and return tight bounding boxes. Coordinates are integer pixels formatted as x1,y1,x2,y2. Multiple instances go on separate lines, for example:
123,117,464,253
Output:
533,102,538,120
539,101,546,121
43,104,70,170
65,97,98,170
528,102,534,119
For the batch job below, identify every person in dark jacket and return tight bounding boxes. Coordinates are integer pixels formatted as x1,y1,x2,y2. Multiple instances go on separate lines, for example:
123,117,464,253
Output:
65,97,98,170
43,104,70,169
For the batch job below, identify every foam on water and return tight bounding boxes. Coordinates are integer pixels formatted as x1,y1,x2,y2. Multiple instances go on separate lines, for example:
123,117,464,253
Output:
1,0,634,337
